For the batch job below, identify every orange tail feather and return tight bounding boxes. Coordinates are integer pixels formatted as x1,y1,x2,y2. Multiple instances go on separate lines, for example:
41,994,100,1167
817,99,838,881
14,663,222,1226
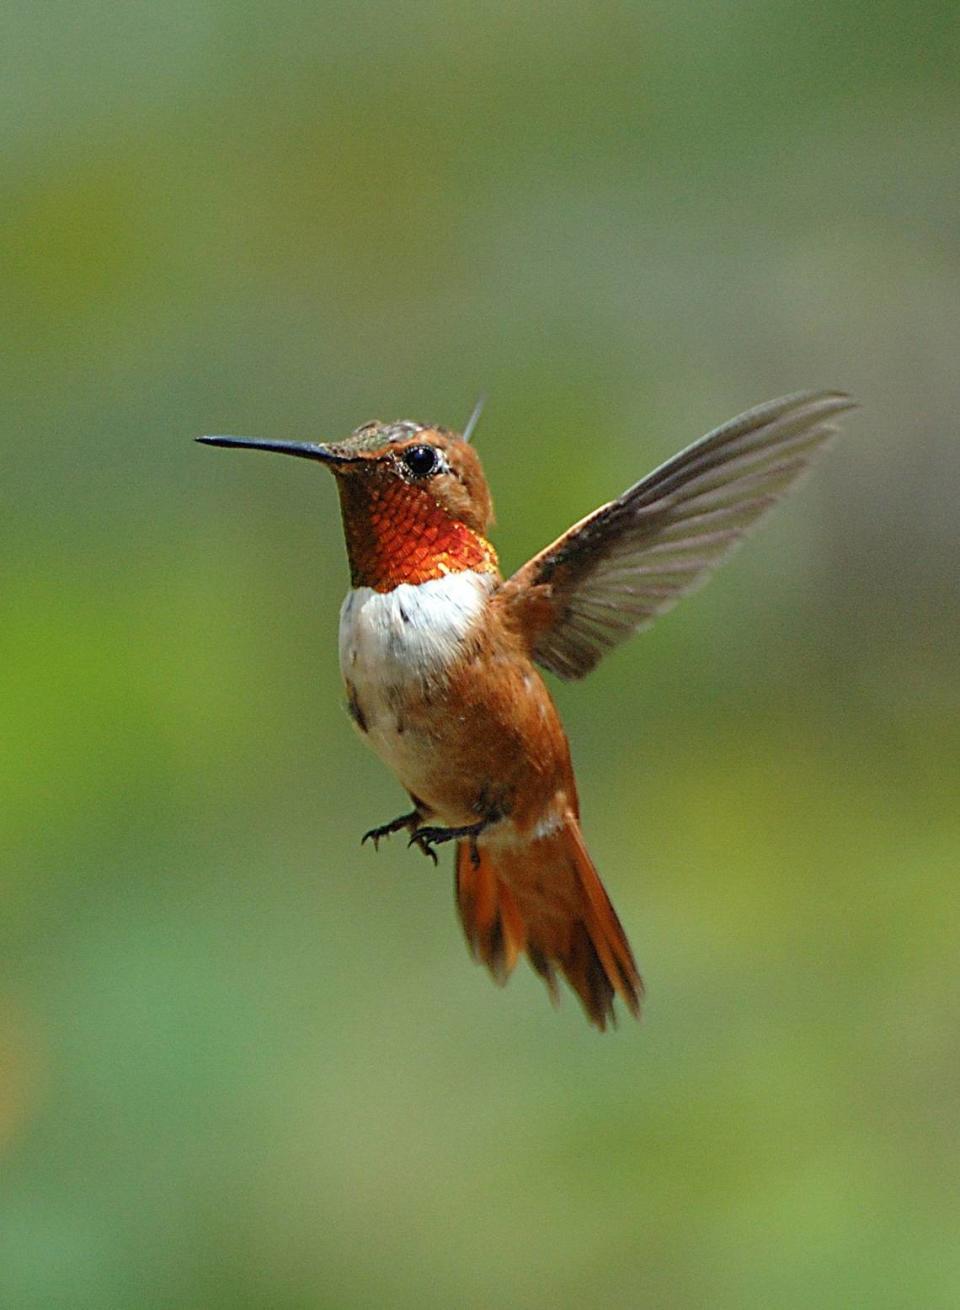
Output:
456,817,643,1030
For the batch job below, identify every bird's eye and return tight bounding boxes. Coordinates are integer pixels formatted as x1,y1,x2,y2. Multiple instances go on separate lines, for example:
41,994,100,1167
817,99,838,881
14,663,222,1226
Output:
401,444,440,478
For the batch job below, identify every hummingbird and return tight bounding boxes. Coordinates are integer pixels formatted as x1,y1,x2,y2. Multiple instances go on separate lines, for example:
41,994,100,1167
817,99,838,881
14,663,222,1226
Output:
198,389,854,1029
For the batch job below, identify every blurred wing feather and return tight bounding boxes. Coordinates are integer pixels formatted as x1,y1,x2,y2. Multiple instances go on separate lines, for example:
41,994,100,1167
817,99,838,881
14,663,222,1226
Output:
502,391,856,680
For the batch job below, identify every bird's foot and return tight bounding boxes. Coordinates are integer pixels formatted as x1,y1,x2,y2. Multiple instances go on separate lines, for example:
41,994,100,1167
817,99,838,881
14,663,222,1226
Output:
409,819,490,868
361,810,422,853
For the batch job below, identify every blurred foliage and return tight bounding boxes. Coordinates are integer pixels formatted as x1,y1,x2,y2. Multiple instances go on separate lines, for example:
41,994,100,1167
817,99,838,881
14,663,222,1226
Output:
3,1,959,1307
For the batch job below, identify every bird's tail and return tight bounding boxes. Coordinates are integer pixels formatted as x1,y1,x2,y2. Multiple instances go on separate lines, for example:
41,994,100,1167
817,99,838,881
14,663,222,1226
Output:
455,815,642,1030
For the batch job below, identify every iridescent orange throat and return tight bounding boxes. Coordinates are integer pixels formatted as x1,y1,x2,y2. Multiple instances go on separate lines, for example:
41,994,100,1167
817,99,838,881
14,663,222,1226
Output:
336,475,499,592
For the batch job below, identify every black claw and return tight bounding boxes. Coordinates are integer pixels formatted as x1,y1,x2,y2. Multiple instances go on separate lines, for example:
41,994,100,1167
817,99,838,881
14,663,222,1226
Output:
361,810,421,851
407,831,439,865
364,812,493,867
408,820,490,865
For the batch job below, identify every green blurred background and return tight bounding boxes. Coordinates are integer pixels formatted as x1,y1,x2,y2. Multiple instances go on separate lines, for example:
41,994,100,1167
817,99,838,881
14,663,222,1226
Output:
4,2,959,1306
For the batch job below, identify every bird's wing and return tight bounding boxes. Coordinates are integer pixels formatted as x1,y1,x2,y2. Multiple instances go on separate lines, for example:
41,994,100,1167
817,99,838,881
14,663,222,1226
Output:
500,390,856,681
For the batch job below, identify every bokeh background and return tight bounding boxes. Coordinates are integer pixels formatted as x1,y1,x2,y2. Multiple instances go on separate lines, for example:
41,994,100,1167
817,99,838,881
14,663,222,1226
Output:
4,2,959,1306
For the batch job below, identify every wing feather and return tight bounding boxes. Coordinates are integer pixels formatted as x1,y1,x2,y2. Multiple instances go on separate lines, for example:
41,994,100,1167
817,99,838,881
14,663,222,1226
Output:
502,391,856,680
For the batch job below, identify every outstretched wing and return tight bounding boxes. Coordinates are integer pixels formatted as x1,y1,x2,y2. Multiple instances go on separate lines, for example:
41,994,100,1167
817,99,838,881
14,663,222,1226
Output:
501,390,856,681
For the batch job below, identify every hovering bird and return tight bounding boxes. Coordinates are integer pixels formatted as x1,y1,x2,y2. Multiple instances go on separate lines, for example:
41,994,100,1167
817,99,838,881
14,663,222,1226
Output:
198,390,854,1028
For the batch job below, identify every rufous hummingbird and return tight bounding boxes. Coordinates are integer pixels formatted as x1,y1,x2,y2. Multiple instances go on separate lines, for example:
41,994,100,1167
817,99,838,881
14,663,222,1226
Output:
198,390,854,1029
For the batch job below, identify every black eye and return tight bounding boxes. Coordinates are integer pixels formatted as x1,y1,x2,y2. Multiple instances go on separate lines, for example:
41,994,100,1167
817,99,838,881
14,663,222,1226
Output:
402,444,440,478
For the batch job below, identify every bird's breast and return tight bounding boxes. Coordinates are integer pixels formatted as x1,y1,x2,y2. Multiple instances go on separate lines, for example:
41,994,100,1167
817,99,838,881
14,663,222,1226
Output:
337,570,495,796
338,570,494,687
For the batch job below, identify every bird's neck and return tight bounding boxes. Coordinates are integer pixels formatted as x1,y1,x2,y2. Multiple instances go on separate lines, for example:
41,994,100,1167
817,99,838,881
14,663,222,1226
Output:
337,478,499,592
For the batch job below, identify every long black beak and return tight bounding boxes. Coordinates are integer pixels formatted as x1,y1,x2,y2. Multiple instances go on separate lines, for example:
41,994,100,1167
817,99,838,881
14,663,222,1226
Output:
195,435,353,465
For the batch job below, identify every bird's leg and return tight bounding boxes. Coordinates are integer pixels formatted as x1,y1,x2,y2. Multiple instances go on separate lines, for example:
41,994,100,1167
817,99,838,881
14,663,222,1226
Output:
361,809,423,853
409,817,495,869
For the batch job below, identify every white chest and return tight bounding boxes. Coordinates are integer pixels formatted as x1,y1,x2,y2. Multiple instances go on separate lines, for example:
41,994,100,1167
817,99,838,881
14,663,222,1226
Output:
337,571,492,795
339,570,491,689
